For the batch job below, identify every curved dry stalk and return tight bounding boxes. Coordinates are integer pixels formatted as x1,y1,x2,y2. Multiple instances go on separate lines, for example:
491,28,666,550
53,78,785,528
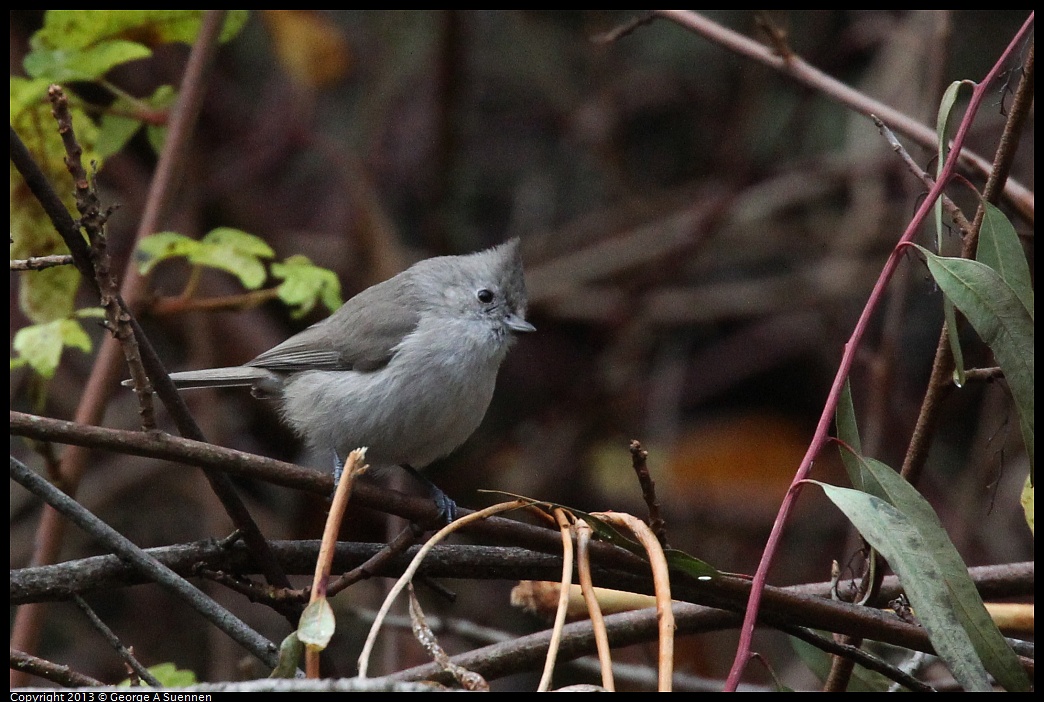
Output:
305,449,368,677
536,509,577,691
310,449,369,602
357,500,527,679
575,520,614,691
592,511,674,692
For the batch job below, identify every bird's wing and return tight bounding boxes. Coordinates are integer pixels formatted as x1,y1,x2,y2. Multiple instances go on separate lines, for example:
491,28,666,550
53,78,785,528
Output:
248,275,421,373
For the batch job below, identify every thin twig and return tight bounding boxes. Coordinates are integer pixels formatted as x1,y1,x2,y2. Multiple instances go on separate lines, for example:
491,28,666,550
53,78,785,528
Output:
9,255,74,271
590,11,655,44
873,115,975,236
900,37,1035,487
310,449,368,602
72,595,161,687
407,584,488,690
653,10,1034,223
328,526,420,597
9,456,280,669
47,85,155,431
357,501,528,678
628,439,669,548
305,448,367,677
9,649,104,688
784,625,934,692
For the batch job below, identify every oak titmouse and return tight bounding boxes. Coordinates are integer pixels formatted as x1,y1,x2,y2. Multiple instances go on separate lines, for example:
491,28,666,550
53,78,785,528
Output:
158,238,534,518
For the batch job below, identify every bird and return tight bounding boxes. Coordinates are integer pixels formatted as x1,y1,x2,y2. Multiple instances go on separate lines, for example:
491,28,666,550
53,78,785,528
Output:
149,239,535,521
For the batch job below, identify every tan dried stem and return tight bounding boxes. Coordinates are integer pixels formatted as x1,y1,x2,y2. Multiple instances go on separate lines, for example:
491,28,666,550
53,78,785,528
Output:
592,511,675,692
575,520,615,691
537,508,576,692
357,500,528,679
304,449,368,677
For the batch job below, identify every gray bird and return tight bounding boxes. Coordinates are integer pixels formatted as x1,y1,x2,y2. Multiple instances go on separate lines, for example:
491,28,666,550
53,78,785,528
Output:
156,239,535,520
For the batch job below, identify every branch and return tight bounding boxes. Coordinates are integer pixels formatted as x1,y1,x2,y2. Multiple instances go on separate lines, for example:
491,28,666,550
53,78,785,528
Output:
689,12,1036,689
9,649,103,688
10,456,279,669
900,37,1035,486
653,10,1035,224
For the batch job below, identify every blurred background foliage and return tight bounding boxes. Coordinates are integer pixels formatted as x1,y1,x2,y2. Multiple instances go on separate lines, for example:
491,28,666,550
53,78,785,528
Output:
10,10,1033,688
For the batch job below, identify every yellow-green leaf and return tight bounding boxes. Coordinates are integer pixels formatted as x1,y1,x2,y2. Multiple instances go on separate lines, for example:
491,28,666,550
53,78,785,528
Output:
17,265,81,325
1021,473,1033,532
297,598,335,650
118,662,197,687
200,227,276,258
269,632,304,679
135,232,201,275
23,10,248,82
190,228,275,289
272,254,343,317
24,39,153,82
12,318,94,379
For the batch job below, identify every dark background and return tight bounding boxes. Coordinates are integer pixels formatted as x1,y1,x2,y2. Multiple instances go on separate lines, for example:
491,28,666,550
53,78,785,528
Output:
10,10,1034,689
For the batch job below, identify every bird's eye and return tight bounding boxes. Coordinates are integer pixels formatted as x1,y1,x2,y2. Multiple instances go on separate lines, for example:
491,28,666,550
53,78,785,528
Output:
476,289,495,304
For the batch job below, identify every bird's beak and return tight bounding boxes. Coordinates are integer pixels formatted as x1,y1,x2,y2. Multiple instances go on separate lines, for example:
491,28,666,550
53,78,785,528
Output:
506,314,536,333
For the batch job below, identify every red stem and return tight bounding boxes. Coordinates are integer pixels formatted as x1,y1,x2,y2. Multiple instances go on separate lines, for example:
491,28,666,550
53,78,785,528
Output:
724,12,1035,691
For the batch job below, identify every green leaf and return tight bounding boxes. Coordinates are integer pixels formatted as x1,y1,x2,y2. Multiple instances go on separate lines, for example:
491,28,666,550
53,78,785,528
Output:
146,123,168,155
816,485,988,690
136,228,275,289
9,77,54,122
200,227,276,258
118,662,197,687
17,265,81,325
23,11,249,82
816,460,1030,691
96,113,143,159
191,228,275,289
835,379,863,490
31,10,249,51
917,247,1034,474
272,254,344,317
297,598,335,650
135,232,201,275
791,634,895,692
976,201,1033,318
663,548,721,582
97,85,176,157
12,318,94,379
934,81,964,253
933,81,972,387
269,632,304,679
24,39,153,82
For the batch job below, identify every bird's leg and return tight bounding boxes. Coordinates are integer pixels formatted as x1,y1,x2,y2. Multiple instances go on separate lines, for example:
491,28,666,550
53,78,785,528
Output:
331,451,345,487
401,464,457,524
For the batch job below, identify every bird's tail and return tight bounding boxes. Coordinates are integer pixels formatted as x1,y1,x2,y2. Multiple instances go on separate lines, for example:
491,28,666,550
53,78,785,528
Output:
122,367,277,390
